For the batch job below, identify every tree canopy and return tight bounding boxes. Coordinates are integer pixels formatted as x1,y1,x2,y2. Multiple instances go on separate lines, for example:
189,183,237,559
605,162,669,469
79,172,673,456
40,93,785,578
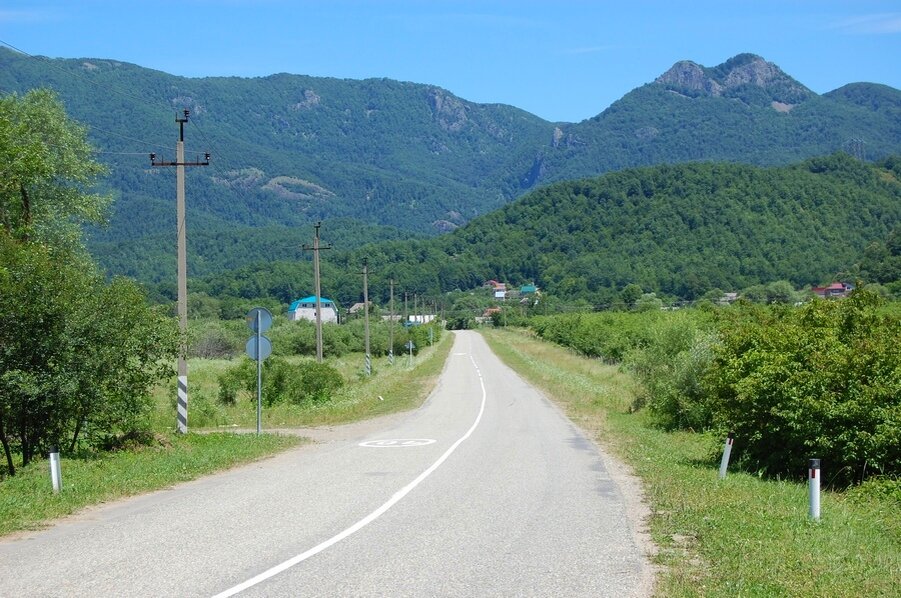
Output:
0,90,177,476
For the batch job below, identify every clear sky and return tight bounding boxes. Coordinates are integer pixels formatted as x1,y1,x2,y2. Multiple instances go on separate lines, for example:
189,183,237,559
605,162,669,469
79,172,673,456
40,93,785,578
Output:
1,0,899,123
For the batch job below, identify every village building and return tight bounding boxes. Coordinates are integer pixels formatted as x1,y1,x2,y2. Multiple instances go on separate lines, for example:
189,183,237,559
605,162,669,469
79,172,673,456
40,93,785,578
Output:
288,295,339,323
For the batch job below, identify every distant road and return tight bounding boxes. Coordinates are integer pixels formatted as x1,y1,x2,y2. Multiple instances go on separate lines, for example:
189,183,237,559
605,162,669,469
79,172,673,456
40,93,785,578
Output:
0,331,652,597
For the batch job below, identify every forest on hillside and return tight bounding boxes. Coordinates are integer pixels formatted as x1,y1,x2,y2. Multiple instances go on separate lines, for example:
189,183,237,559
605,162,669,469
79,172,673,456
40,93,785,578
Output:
152,154,901,318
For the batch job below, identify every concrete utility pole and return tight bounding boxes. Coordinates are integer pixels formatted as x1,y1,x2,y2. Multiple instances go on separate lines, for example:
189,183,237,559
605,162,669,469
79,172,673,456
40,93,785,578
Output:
361,258,371,376
303,222,331,363
150,109,209,434
388,279,395,364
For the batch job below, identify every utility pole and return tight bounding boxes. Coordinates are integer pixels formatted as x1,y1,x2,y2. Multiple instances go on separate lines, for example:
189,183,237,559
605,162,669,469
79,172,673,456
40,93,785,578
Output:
150,109,209,434
388,279,395,365
361,258,371,376
303,222,331,363
404,291,409,326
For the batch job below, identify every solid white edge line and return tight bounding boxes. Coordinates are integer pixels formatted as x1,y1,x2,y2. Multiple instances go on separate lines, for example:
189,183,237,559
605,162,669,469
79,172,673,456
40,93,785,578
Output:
212,354,487,598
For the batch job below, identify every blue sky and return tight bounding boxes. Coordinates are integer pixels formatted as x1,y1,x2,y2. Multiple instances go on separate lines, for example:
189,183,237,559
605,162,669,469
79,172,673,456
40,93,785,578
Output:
1,0,899,123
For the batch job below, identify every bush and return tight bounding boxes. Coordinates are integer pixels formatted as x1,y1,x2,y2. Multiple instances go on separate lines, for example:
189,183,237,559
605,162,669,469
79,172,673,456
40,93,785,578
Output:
624,311,717,430
704,291,901,485
531,311,659,362
217,357,345,406
189,319,244,359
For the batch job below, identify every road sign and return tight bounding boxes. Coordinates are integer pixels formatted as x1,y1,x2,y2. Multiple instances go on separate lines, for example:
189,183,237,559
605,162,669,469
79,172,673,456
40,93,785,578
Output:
245,335,272,361
246,307,273,333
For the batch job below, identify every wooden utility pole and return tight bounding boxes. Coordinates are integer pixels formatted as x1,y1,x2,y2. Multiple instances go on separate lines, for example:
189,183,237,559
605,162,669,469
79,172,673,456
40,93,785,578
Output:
303,222,331,363
150,109,209,434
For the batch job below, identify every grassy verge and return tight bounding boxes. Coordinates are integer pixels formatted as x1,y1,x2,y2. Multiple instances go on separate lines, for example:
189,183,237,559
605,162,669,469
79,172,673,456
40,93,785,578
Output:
2,333,454,538
482,327,900,597
0,433,301,537
150,331,453,430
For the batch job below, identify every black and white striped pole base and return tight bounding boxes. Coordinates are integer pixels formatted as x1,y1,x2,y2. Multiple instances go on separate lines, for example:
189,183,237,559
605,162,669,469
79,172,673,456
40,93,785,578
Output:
809,459,821,521
177,376,188,434
388,350,394,366
718,432,734,479
365,354,372,376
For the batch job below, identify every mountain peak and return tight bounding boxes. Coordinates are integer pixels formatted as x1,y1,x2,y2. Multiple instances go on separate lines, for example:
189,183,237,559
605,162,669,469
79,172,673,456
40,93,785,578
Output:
655,54,814,106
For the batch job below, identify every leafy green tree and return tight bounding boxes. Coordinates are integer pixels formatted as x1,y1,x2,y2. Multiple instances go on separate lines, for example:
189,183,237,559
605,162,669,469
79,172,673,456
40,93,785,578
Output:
619,284,643,308
0,236,178,471
0,89,109,248
0,91,177,475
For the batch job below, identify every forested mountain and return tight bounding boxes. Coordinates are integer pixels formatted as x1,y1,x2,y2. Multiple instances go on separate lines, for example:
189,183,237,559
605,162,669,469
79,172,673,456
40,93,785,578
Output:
190,155,901,310
537,55,901,183
2,48,900,283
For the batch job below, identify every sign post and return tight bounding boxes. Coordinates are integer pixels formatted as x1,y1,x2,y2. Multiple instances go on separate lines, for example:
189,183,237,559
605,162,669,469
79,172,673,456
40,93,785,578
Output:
405,340,415,368
246,307,273,435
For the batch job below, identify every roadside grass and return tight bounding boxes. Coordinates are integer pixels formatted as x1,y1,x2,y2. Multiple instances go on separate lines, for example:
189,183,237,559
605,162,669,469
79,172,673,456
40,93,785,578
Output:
150,331,453,430
0,433,300,537
482,327,900,597
1,333,452,538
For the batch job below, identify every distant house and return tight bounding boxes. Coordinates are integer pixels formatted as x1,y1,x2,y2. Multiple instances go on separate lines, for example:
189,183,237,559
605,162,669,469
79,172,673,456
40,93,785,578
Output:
485,279,508,300
348,302,370,316
718,292,739,305
408,314,437,325
811,282,854,299
288,296,339,323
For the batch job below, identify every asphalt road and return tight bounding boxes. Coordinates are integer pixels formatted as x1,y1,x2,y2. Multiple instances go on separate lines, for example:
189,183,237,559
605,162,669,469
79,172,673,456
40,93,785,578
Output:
0,331,652,597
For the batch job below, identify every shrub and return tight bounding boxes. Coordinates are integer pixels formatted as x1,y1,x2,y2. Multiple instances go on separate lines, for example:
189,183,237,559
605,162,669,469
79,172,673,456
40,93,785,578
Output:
704,290,901,485
216,357,345,406
624,311,717,430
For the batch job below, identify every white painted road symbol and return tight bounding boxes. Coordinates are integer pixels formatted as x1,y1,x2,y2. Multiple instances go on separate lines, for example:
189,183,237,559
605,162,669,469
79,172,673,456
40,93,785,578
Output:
359,439,437,448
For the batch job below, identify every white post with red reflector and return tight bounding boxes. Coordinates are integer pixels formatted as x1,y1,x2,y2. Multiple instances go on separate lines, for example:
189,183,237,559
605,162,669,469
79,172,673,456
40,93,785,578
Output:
718,432,734,479
809,459,821,520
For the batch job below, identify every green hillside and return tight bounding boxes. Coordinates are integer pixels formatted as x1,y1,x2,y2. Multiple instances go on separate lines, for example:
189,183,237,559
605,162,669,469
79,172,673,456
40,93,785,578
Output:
2,48,900,284
191,155,901,308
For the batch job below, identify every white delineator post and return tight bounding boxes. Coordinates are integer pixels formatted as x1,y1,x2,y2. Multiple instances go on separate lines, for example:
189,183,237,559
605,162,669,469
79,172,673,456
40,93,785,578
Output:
718,432,734,479
809,459,821,520
49,446,62,493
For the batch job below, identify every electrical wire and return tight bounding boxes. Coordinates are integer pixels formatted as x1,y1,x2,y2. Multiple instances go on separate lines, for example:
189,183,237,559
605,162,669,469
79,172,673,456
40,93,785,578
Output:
0,38,199,155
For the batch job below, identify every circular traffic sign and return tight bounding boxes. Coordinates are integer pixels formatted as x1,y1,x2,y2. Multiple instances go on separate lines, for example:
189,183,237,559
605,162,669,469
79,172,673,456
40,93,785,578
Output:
245,335,272,360
246,307,273,333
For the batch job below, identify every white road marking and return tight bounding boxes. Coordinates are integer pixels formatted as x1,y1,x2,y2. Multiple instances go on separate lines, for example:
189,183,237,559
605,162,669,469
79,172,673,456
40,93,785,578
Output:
359,439,437,448
212,355,487,597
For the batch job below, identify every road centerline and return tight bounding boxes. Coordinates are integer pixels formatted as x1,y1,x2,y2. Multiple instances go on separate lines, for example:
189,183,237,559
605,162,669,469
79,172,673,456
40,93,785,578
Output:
212,354,487,598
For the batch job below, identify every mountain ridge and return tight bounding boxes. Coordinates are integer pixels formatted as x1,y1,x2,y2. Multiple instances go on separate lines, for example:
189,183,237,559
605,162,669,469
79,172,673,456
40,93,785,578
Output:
2,46,899,283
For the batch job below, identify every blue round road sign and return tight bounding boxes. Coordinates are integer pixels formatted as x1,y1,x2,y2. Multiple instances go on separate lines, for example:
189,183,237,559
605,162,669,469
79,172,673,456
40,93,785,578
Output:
246,307,273,333
246,335,272,360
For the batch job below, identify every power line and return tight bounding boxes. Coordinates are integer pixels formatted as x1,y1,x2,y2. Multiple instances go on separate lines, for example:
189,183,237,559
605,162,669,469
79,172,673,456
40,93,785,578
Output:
0,38,174,120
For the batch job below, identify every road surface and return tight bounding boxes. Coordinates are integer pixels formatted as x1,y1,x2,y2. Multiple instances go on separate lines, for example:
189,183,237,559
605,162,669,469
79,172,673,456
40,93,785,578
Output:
0,331,652,596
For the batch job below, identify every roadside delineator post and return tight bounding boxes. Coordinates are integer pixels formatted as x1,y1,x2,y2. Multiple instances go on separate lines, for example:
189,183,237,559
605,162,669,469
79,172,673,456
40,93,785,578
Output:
809,459,821,521
49,446,62,494
718,431,734,479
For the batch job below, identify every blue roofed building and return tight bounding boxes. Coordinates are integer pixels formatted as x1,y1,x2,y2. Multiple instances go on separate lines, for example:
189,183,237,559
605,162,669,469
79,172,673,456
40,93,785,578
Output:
288,295,339,323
